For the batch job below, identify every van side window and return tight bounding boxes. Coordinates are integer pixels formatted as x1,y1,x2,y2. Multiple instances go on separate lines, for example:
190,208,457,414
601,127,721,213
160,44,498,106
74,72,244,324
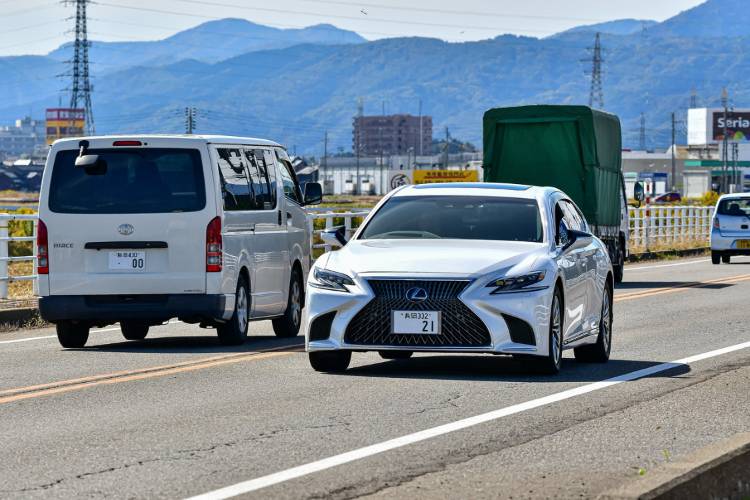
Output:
277,156,302,204
243,149,276,210
216,148,254,211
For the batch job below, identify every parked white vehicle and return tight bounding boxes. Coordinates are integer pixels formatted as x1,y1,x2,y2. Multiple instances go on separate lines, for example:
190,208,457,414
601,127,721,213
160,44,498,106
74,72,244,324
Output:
304,183,614,375
38,135,322,348
711,193,750,265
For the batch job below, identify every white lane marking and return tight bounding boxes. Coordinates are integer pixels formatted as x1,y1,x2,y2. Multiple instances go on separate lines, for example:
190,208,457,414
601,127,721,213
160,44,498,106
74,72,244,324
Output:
186,341,750,500
627,259,709,271
0,321,181,345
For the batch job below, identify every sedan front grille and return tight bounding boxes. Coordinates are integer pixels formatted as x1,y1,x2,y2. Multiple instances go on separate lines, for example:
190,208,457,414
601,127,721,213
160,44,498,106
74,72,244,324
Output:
344,280,491,348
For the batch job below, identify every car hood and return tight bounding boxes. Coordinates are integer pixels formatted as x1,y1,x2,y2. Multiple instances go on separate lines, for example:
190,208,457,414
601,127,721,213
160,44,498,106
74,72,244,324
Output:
319,239,547,277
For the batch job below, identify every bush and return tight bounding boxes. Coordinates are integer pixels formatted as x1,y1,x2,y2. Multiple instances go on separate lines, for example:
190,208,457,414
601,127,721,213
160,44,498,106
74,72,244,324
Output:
698,191,720,207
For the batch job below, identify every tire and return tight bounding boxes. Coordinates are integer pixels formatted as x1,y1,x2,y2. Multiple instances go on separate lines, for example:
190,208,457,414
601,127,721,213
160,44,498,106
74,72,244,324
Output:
712,251,721,265
121,321,149,341
722,255,731,264
379,351,413,360
273,267,303,338
217,274,250,346
613,241,625,284
534,287,563,375
309,351,351,373
575,284,613,363
56,321,90,348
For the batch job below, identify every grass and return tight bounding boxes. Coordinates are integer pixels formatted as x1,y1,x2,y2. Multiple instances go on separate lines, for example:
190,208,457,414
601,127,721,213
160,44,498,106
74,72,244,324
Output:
8,261,35,299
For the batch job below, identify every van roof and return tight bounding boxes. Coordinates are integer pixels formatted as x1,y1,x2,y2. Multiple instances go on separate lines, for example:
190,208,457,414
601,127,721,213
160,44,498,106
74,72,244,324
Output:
51,134,283,149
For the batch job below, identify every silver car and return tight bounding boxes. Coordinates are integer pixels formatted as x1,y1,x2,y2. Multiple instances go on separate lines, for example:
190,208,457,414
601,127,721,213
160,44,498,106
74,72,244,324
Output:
711,194,750,264
303,183,614,375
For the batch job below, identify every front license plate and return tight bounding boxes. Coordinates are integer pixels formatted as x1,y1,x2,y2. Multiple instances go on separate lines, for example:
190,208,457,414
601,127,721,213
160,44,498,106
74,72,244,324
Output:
108,251,146,272
392,311,441,335
737,240,750,249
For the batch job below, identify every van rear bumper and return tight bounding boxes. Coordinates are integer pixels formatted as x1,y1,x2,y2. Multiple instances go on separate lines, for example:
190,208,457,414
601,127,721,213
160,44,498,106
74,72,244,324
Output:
39,294,231,324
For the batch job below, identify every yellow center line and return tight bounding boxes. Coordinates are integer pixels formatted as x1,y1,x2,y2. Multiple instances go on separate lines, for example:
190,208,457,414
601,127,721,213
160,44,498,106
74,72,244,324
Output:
615,273,750,302
0,345,302,405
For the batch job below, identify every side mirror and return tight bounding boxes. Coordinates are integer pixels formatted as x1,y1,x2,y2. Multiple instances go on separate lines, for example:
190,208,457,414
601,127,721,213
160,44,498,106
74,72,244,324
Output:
303,182,323,206
557,220,570,248
321,226,347,248
633,182,645,207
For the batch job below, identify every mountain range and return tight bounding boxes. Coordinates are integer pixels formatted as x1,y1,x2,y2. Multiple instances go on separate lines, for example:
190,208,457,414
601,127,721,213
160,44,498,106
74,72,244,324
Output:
1,0,748,155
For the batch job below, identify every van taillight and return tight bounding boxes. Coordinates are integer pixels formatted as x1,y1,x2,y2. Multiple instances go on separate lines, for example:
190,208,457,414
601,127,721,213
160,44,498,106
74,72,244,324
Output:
37,220,49,275
112,140,142,147
206,217,222,272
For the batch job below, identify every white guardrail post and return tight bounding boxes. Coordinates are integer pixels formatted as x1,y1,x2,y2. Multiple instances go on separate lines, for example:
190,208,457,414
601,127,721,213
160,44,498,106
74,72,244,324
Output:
0,218,8,299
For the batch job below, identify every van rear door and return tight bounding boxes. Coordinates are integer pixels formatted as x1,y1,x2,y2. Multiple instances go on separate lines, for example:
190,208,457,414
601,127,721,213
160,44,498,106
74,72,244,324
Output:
43,144,213,295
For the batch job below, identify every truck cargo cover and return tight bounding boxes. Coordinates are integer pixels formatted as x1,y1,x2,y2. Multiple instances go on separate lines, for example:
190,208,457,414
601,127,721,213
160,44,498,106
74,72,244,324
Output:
483,105,622,228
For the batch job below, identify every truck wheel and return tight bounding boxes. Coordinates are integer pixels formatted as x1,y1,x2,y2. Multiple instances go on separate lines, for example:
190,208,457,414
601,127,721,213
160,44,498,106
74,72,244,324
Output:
613,240,625,284
121,322,149,341
217,275,250,346
273,267,303,338
712,251,721,265
56,321,90,348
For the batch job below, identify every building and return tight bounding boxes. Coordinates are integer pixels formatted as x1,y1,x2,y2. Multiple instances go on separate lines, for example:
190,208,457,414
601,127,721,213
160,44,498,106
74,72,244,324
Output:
688,107,750,192
45,108,85,146
353,114,432,157
0,117,45,158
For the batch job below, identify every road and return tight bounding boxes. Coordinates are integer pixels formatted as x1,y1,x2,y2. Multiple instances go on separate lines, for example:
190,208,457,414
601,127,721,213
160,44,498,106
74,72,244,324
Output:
0,257,749,499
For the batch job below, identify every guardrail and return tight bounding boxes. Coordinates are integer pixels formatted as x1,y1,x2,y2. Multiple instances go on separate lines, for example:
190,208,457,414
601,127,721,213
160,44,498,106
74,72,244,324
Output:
0,206,715,299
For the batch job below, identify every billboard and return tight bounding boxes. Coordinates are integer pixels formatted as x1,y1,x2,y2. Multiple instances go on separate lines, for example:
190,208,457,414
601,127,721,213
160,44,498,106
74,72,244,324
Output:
713,111,750,142
387,169,479,191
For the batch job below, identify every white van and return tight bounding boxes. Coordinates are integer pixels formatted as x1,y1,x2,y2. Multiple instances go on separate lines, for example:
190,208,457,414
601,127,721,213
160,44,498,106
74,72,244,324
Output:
37,135,322,348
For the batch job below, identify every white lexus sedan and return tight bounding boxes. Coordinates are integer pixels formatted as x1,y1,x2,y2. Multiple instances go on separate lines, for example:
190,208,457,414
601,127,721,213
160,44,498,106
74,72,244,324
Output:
304,183,614,375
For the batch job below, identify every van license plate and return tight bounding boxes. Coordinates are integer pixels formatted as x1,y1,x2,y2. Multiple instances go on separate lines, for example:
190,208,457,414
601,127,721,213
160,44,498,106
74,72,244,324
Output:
737,240,750,249
392,311,441,335
109,251,146,271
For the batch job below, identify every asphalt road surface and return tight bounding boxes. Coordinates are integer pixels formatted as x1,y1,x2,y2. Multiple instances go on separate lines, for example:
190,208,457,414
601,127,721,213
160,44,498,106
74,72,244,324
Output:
1,257,749,499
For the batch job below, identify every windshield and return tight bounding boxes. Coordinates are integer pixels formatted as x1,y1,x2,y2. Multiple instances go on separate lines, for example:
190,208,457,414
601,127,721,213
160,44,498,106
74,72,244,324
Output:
359,195,544,242
48,148,206,214
717,198,750,217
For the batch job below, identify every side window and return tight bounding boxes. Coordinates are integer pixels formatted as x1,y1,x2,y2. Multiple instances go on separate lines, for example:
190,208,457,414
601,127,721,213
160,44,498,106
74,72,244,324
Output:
563,201,586,232
276,156,302,204
243,149,276,210
216,148,253,211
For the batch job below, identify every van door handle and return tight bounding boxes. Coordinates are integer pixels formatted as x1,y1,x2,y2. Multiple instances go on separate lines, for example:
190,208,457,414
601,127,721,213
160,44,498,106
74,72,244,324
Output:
278,210,282,225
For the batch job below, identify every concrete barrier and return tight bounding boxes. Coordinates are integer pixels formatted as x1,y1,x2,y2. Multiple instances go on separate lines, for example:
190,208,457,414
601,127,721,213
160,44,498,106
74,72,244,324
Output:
601,433,750,500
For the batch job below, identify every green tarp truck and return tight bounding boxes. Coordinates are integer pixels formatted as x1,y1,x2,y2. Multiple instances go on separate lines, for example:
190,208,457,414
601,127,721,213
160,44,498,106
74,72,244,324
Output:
483,105,629,282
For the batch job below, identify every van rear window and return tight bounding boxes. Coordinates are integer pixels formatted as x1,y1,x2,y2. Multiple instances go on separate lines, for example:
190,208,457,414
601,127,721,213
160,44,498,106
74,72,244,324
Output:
48,148,206,214
717,198,750,217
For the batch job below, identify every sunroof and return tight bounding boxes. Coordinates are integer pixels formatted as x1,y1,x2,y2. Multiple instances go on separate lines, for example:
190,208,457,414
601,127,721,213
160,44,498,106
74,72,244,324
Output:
413,182,531,191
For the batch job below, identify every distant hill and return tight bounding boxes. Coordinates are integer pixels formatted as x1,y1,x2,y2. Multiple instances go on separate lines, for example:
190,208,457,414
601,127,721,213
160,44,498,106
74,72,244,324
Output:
553,19,657,37
0,1,747,154
47,18,365,70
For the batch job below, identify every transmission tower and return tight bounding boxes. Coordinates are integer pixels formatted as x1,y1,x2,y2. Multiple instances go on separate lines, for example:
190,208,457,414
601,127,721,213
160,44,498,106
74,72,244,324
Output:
639,113,646,151
585,33,604,109
184,107,197,134
64,0,94,135
690,88,698,108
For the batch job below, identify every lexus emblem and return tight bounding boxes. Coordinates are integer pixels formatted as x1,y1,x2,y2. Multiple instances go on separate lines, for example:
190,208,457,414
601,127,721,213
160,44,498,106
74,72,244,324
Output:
118,224,134,236
405,287,428,303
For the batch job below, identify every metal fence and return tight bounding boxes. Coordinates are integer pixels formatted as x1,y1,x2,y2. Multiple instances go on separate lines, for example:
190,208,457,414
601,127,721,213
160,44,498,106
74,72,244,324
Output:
0,207,715,299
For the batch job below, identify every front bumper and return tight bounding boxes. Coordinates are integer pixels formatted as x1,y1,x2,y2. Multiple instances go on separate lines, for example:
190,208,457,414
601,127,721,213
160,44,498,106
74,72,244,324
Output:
303,276,553,357
39,294,234,324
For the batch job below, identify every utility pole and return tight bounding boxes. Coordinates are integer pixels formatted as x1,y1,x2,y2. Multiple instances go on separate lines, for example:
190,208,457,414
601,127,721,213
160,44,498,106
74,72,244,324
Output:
670,113,684,191
585,33,604,109
722,88,729,194
184,107,196,134
418,99,423,156
639,113,647,151
355,97,363,195
322,130,328,190
442,127,450,169
65,0,95,134
732,142,739,192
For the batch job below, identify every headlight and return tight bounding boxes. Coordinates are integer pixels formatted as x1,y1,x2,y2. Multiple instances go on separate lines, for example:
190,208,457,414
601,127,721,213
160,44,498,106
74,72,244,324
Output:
486,271,548,294
311,268,355,292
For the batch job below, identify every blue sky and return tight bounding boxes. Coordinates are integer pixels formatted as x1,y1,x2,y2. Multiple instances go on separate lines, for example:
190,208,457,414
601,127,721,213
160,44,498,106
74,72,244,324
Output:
1,0,706,56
